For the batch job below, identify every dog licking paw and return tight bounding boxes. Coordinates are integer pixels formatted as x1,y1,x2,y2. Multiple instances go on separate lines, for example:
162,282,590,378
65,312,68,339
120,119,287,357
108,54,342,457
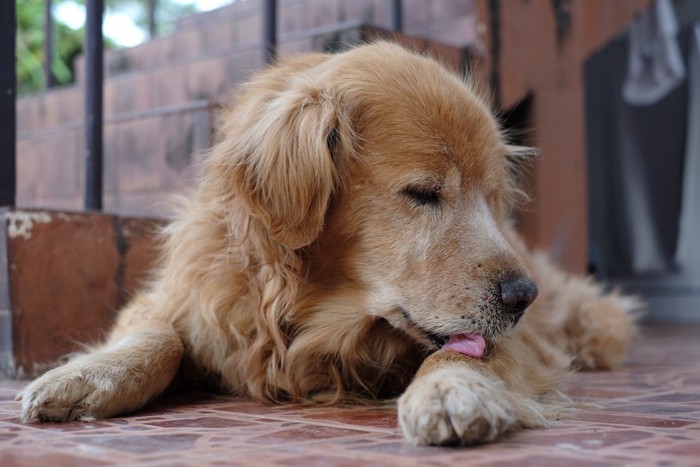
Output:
18,43,637,447
398,365,518,445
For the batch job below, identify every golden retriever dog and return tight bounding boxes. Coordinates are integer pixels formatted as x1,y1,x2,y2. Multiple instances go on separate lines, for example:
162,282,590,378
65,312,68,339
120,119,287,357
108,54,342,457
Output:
19,42,639,445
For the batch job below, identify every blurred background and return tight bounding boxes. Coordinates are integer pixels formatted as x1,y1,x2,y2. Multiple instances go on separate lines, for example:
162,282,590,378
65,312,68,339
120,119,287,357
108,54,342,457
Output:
2,0,700,377
16,0,232,95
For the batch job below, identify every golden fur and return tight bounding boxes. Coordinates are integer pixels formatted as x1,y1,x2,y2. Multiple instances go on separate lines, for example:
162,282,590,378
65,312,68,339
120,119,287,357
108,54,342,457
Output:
19,42,639,445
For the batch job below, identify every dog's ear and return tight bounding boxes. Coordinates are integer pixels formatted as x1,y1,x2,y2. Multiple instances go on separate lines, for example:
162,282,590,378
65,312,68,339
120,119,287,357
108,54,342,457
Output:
223,80,345,250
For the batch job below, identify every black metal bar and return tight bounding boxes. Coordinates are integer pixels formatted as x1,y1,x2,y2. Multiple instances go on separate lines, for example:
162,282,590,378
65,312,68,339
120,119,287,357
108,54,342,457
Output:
44,0,56,88
391,0,403,32
262,0,277,64
147,0,158,38
488,0,501,109
0,0,16,207
84,0,104,211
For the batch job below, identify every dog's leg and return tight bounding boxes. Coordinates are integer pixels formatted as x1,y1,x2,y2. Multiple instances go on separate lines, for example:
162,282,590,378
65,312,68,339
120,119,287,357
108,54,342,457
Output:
502,228,641,370
525,252,642,370
398,329,568,446
19,295,184,422
398,359,521,445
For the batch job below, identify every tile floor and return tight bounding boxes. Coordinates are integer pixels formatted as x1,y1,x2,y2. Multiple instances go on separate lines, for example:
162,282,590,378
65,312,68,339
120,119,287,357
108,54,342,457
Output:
1,325,699,466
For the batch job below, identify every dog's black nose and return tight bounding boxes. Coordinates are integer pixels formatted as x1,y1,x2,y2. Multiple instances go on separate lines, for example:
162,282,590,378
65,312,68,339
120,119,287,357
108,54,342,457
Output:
499,276,538,315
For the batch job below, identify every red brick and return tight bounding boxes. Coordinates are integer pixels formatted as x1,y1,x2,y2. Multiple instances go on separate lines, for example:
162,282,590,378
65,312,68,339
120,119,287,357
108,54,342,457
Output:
308,0,342,29
16,195,83,212
174,29,204,58
117,117,164,192
202,21,236,50
17,128,82,200
103,122,121,194
160,111,196,188
402,0,432,28
3,210,161,376
104,74,154,115
7,211,119,374
237,15,261,45
224,48,262,85
108,192,176,218
428,0,476,23
279,2,309,35
150,66,189,109
185,55,229,101
412,16,478,48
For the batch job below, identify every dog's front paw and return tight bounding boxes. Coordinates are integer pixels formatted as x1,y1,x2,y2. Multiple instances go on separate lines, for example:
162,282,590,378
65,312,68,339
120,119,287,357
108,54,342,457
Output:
398,366,517,445
18,359,127,423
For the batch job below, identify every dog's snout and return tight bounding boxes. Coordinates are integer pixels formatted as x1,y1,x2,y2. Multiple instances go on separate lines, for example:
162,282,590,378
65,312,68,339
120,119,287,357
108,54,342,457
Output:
499,276,538,316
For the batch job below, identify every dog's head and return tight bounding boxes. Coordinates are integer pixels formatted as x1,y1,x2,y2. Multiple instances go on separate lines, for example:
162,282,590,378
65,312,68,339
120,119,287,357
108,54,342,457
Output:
213,42,538,357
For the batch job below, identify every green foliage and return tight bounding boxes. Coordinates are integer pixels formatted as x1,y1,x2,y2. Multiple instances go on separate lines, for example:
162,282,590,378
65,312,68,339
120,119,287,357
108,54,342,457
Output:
107,0,196,37
16,0,197,95
17,0,80,94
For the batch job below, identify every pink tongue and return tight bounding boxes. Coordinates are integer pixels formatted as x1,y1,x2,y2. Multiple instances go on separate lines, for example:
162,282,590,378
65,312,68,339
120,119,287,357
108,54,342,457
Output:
441,333,486,358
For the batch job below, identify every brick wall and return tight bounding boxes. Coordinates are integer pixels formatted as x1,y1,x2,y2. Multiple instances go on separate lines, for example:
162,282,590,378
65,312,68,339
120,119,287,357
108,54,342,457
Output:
16,0,479,217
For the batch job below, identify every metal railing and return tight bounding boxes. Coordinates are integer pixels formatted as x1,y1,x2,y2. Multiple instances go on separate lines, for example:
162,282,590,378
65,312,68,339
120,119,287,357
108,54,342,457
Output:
263,0,277,65
391,0,403,32
0,1,16,208
84,0,105,211
2,0,405,211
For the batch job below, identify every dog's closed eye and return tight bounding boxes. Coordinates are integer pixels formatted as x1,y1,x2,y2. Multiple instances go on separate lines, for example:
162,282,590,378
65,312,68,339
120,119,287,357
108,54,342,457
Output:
403,186,441,206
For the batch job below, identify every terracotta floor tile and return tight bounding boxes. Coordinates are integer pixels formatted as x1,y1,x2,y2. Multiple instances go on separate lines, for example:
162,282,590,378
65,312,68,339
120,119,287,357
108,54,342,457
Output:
145,416,254,429
572,412,697,428
247,424,370,445
2,324,700,465
301,407,398,430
